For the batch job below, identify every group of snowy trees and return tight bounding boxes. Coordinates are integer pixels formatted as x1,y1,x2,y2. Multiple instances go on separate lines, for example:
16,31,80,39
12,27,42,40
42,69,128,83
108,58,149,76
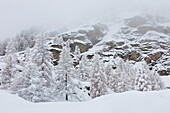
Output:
90,54,107,99
90,56,165,99
19,36,55,102
0,35,54,102
134,62,165,91
0,27,39,56
0,34,165,102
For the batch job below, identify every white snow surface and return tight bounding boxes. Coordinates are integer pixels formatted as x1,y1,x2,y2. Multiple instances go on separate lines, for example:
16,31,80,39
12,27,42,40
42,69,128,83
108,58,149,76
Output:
162,76,170,88
1,90,170,113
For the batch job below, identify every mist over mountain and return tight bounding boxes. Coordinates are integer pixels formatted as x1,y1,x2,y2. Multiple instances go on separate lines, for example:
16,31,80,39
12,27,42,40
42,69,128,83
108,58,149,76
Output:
0,0,170,40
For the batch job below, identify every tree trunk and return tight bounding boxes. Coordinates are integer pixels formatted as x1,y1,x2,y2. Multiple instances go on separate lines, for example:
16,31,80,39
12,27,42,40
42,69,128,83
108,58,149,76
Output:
65,73,68,101
66,93,68,101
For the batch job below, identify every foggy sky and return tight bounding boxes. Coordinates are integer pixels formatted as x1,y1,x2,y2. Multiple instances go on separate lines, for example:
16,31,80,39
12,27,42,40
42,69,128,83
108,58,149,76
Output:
0,0,170,41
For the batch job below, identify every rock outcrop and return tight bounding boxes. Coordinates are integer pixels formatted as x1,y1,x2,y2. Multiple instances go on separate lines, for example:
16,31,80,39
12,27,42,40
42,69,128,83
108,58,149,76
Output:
48,15,170,76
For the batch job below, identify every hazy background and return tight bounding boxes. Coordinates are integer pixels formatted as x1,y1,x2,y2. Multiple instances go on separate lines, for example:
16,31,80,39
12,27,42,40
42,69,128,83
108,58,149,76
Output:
0,0,170,41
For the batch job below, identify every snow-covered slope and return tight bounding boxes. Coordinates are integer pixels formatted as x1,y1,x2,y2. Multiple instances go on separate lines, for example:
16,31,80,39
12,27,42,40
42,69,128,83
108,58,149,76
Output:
162,76,170,88
1,90,170,113
49,14,170,76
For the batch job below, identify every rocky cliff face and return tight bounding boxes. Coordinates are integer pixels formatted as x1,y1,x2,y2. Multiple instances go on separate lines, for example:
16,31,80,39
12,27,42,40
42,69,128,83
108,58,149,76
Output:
48,14,170,76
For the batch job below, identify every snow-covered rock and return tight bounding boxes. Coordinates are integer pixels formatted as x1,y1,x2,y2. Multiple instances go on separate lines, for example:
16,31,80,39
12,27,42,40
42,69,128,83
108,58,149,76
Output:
48,14,170,76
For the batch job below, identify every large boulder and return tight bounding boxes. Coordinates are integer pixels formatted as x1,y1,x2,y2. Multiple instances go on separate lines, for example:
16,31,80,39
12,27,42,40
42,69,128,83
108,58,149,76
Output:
158,70,169,76
149,52,162,61
144,57,151,64
123,51,141,61
70,41,93,53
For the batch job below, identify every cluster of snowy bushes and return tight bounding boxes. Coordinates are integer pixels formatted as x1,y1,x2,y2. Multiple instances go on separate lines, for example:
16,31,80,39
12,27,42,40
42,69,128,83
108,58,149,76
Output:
0,34,165,103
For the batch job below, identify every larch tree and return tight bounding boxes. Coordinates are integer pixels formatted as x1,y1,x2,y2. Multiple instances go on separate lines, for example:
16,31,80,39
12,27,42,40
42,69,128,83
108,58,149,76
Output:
90,54,107,99
32,35,54,85
109,66,125,93
55,42,79,101
1,54,18,90
134,62,152,91
25,34,36,48
122,60,136,91
151,71,165,90
53,35,64,45
0,41,3,56
74,46,81,62
29,35,54,102
19,27,40,48
105,62,113,86
77,55,91,81
17,48,44,102
109,58,135,93
0,38,19,90
21,63,53,102
134,61,165,91
0,40,7,56
5,38,17,55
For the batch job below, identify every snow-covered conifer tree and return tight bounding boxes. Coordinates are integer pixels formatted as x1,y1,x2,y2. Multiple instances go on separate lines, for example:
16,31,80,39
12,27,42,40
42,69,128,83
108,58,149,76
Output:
26,34,36,48
152,71,165,90
0,42,3,56
0,40,7,56
134,61,165,91
24,35,55,102
5,38,17,55
53,36,64,45
18,48,53,102
109,58,135,93
55,41,79,101
134,62,152,91
77,55,91,81
105,62,113,86
122,60,136,91
1,54,18,89
90,54,107,99
0,38,19,90
74,46,81,62
32,35,53,85
109,66,125,93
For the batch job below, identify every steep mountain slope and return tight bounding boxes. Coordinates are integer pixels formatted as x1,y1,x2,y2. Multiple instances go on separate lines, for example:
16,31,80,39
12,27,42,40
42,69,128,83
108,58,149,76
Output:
49,14,170,76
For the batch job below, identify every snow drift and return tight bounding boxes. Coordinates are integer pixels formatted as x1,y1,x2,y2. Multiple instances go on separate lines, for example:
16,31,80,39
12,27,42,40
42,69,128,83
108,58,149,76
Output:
1,90,170,113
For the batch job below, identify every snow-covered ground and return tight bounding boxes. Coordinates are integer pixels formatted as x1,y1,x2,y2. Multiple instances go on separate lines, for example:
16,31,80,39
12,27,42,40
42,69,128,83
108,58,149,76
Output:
162,76,170,88
1,90,170,113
